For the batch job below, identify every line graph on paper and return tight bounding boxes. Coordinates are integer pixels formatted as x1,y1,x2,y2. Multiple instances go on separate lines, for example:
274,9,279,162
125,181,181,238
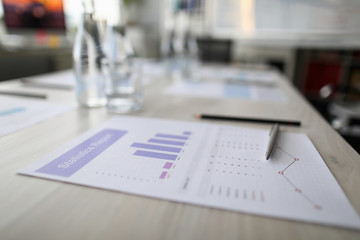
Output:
275,145,323,211
197,126,326,212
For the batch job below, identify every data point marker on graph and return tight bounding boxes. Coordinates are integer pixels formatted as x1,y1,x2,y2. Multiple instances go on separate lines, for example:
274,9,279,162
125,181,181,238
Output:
276,145,322,211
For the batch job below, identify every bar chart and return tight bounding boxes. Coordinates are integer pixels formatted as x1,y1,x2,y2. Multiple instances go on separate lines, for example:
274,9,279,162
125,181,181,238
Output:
130,131,192,180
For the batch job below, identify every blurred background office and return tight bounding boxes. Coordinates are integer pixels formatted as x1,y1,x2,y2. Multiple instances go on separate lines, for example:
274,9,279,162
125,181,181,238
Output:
1,0,360,151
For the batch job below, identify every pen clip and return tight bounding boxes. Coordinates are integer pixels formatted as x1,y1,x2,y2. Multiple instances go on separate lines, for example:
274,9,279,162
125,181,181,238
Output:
269,124,279,136
266,124,280,160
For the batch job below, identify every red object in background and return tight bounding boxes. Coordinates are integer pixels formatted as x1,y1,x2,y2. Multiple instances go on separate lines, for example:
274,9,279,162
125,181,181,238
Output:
35,29,46,45
2,0,66,30
302,61,343,95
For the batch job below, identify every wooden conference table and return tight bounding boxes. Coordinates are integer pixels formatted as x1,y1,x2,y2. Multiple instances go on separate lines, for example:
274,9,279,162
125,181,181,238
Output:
0,66,359,240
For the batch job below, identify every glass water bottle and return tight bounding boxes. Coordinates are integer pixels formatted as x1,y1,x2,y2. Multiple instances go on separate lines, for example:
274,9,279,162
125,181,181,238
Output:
73,0,106,107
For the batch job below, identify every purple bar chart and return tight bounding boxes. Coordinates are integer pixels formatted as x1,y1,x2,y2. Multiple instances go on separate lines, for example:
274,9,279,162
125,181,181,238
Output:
133,150,178,160
163,162,173,169
131,143,182,154
148,138,185,146
130,132,191,179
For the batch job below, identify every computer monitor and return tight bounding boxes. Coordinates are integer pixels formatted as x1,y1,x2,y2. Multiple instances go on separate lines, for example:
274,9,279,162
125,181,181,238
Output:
2,0,66,34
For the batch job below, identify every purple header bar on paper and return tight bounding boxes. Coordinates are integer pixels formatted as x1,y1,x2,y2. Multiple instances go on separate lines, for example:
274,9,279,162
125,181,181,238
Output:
36,129,127,177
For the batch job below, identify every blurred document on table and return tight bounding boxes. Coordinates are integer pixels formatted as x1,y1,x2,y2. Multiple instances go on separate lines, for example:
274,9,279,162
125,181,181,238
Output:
164,65,285,102
19,116,360,229
198,66,280,84
22,70,75,90
0,96,74,137
164,80,286,102
136,59,166,86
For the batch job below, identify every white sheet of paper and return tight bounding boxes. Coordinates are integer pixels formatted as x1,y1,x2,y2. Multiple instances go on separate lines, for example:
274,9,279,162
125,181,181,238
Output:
164,80,287,102
198,66,280,83
23,63,161,90
139,61,166,86
18,116,360,229
141,61,166,77
0,96,74,137
24,70,75,89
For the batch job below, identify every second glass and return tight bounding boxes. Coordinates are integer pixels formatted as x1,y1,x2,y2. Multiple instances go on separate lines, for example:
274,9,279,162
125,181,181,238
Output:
102,59,143,113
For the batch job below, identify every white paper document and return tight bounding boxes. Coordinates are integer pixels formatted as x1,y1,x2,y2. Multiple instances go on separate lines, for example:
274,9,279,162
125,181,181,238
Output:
139,60,166,86
164,80,287,102
19,116,360,229
0,96,74,137
198,66,280,83
22,70,75,89
22,62,162,90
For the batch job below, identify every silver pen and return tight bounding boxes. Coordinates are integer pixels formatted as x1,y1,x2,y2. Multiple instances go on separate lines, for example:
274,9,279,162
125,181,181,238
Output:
266,124,279,160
